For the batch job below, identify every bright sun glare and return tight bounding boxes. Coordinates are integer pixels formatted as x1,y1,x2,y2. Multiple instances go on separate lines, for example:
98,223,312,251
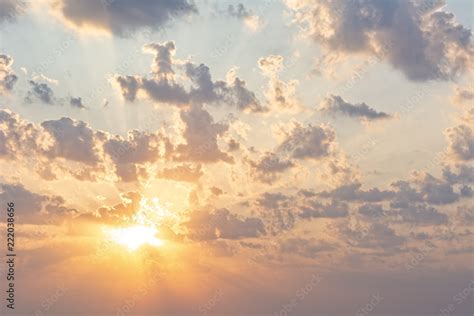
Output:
103,197,177,251
106,225,163,251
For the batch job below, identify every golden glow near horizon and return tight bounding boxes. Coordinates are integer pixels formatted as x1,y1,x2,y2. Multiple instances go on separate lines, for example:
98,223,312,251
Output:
105,225,163,251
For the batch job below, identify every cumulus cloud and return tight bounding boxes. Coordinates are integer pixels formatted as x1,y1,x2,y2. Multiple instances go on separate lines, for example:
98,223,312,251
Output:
114,41,265,112
442,164,474,184
175,105,232,163
249,152,294,184
104,130,167,182
319,95,391,121
0,109,172,182
258,55,301,111
184,208,265,240
0,54,18,94
278,122,336,160
0,182,76,223
445,124,474,161
26,80,55,104
286,0,473,81
53,0,197,36
42,117,101,165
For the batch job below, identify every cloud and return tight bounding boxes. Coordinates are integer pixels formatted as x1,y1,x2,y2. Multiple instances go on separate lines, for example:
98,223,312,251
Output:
175,105,232,163
411,172,460,205
249,152,294,183
397,203,448,226
26,80,55,104
227,3,262,31
442,164,474,184
286,0,473,81
258,55,301,111
69,96,86,109
114,42,266,112
337,222,405,249
256,192,295,233
358,203,386,219
0,182,76,223
319,182,394,202
299,199,349,219
319,95,391,121
104,130,166,182
42,117,101,165
0,0,26,23
79,191,142,225
445,124,474,161
278,122,337,160
53,0,197,36
456,205,474,225
184,208,265,240
157,164,203,183
0,54,18,94
453,85,474,104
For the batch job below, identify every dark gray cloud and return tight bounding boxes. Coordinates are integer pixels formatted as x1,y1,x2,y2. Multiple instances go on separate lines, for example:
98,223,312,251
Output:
287,0,473,81
26,80,55,104
56,0,197,36
69,96,86,109
319,95,391,121
184,208,265,240
0,54,18,94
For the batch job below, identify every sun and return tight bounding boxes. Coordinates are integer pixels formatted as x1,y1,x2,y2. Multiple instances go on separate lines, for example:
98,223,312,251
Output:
105,225,163,251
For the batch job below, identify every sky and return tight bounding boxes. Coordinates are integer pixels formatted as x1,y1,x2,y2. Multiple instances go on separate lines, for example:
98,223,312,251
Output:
0,0,473,315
